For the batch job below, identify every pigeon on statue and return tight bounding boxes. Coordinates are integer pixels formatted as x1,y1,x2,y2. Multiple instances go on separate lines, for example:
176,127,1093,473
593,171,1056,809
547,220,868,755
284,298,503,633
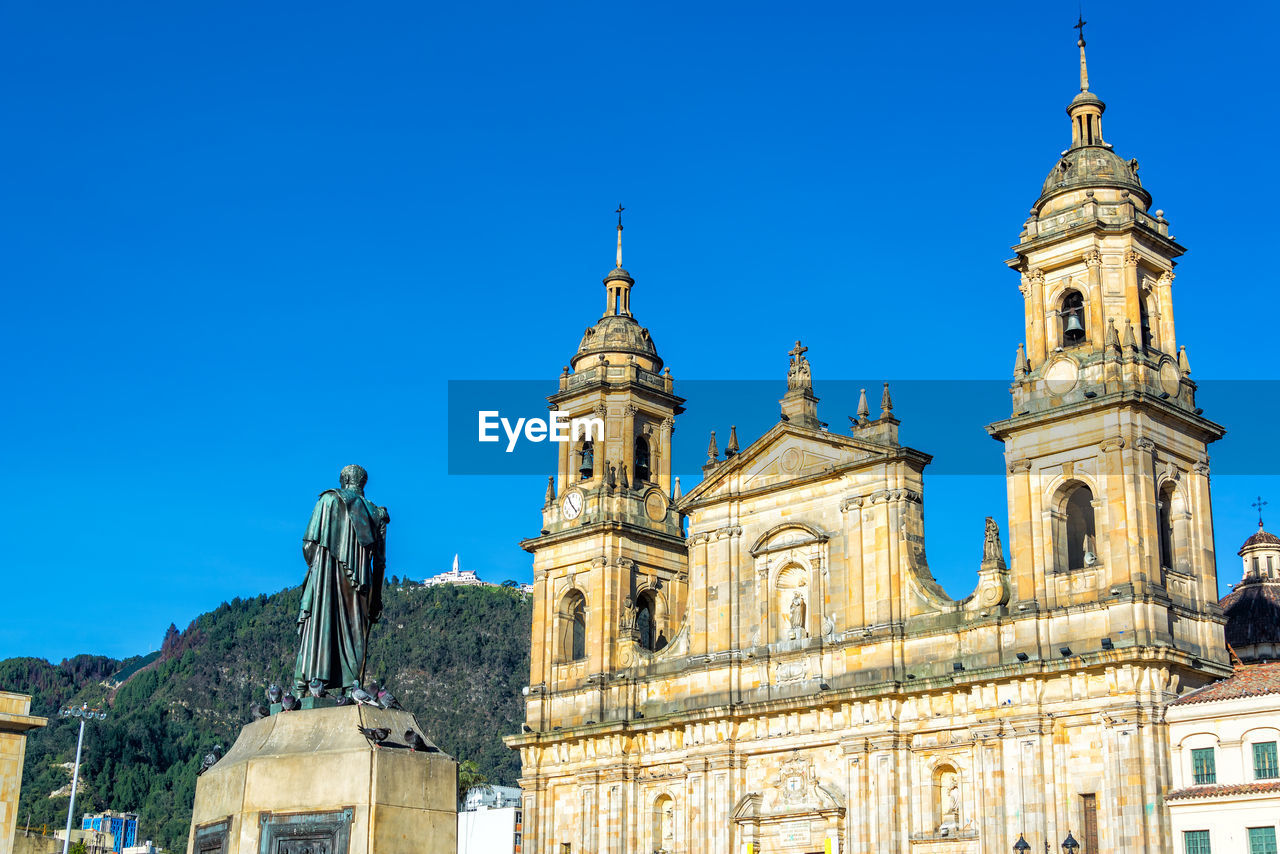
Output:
350,683,378,706
356,726,391,744
333,695,355,706
307,678,328,699
281,693,299,712
266,684,283,705
250,703,270,721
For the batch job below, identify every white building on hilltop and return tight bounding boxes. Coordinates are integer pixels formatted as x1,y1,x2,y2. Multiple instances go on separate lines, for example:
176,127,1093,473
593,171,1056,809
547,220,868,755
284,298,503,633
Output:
422,554,487,587
419,555,534,593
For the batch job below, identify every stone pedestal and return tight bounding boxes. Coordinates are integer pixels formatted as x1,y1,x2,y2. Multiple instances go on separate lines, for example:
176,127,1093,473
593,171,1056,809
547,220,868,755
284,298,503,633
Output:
187,705,455,854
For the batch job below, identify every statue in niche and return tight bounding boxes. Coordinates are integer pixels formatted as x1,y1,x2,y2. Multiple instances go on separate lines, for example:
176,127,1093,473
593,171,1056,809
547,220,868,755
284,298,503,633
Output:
937,771,961,835
788,592,807,639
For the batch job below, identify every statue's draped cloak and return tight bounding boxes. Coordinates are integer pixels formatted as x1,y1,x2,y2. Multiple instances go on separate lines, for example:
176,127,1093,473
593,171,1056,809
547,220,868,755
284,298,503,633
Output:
294,487,385,690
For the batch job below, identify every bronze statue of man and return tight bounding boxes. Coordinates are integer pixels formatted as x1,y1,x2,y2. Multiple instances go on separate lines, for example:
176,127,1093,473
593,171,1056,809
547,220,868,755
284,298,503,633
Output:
294,464,390,696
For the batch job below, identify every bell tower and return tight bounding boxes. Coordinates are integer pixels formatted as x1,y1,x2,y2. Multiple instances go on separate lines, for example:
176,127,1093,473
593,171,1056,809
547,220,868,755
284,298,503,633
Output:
987,22,1228,667
519,211,688,731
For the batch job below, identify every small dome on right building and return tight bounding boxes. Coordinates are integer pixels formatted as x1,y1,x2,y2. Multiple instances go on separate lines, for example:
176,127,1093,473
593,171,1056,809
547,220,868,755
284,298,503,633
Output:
1220,521,1280,663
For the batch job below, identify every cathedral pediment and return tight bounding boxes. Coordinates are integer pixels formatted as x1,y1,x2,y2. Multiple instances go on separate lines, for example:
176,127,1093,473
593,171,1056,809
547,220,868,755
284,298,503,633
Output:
681,422,908,508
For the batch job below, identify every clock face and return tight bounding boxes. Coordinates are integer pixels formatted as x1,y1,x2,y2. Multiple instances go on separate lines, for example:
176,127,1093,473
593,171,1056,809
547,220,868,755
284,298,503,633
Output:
561,491,584,520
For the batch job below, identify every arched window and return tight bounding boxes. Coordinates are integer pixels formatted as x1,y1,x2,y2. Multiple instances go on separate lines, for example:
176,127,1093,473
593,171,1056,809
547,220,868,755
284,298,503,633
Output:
634,435,651,483
1060,290,1086,346
1158,484,1175,571
1141,289,1155,350
578,441,594,481
1065,484,1097,570
558,590,587,662
1159,483,1192,575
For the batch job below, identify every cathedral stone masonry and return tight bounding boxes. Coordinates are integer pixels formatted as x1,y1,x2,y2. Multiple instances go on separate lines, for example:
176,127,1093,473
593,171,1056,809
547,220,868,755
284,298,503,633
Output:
506,29,1229,854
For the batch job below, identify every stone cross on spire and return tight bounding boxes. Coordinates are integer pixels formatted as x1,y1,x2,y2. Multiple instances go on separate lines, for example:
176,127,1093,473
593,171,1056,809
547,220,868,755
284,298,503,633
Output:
787,340,812,391
1074,12,1090,92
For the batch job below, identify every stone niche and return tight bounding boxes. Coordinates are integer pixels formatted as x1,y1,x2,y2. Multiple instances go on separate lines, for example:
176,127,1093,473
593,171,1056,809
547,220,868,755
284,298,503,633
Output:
187,705,456,854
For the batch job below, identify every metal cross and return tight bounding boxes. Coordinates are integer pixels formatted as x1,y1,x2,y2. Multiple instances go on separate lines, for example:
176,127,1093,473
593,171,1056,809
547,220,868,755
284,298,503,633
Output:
1253,495,1268,526
1074,12,1087,44
616,203,625,228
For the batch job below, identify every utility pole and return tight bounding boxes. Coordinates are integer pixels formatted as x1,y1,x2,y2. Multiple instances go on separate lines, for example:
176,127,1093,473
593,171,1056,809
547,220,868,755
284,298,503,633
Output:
57,703,107,854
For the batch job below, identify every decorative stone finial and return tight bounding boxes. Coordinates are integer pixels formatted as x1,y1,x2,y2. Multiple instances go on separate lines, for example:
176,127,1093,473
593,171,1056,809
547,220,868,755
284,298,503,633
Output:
856,388,870,424
726,426,739,457
672,476,683,502
1014,343,1029,378
706,430,718,462
880,382,893,418
787,340,812,392
1178,345,1191,377
1123,318,1138,351
1106,318,1121,350
545,476,555,504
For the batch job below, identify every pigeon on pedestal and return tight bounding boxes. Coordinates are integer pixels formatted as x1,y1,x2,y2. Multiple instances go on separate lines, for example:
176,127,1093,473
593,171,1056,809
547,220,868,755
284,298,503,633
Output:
281,693,299,712
376,685,404,711
356,726,391,745
266,685,283,705
307,678,327,699
405,730,437,752
198,745,224,776
250,703,269,721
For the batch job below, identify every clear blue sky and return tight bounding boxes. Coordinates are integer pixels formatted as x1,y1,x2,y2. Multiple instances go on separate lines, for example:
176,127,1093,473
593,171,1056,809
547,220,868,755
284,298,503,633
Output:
3,1,1277,661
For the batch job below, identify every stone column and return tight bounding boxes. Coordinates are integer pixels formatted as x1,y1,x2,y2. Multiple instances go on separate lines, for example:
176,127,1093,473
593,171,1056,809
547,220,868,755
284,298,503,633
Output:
1085,250,1104,346
1157,270,1176,354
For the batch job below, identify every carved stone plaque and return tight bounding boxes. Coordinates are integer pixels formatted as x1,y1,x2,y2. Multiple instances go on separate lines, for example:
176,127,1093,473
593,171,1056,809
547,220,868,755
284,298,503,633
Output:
258,809,353,854
195,818,231,854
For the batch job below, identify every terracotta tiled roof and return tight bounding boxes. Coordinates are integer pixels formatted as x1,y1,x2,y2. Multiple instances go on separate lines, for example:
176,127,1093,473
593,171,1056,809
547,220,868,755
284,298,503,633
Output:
1167,781,1280,800
1170,662,1280,705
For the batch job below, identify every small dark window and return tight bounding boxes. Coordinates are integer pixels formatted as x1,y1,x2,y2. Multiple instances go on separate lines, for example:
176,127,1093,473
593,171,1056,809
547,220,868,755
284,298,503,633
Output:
634,435,651,483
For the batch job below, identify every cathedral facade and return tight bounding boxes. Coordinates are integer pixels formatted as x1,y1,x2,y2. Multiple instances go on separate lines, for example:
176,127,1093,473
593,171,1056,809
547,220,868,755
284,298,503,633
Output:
506,32,1230,854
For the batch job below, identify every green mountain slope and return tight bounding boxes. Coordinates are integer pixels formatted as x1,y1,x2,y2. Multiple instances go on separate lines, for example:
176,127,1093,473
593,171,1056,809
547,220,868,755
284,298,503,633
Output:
2,582,531,852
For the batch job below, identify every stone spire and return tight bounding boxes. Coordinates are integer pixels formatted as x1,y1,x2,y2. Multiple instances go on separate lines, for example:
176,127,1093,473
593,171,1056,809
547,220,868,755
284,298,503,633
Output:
1066,15,1106,151
615,203,625,269
1075,12,1090,93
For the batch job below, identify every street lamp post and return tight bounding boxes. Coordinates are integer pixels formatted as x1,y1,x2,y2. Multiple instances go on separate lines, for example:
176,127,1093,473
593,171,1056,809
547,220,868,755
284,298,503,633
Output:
57,703,107,854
